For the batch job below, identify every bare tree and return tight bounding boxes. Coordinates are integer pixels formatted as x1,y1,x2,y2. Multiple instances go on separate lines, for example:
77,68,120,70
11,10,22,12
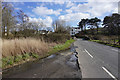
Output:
17,10,29,30
39,21,46,28
52,20,59,32
2,3,15,37
52,19,67,33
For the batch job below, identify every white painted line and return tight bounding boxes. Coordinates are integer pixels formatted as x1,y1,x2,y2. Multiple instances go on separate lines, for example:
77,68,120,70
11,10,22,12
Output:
111,49,118,52
102,67,117,80
84,49,93,58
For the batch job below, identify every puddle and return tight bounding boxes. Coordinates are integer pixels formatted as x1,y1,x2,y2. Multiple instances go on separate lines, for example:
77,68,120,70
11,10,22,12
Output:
67,44,80,70
70,43,78,53
66,52,80,70
71,45,76,53
71,47,76,53
46,54,56,59
69,55,78,62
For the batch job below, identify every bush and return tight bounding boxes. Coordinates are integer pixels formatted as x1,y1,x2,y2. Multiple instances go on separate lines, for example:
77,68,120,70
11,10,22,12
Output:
22,53,30,60
75,33,90,40
45,33,70,43
31,53,39,58
75,33,83,38
14,55,23,62
82,36,90,40
7,57,14,65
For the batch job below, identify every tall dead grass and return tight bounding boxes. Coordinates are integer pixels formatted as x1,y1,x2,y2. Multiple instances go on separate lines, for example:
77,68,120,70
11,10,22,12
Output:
2,38,51,57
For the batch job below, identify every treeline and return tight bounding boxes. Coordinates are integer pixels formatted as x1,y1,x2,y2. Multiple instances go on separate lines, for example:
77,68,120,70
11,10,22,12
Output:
77,13,120,36
2,3,39,39
1,3,70,42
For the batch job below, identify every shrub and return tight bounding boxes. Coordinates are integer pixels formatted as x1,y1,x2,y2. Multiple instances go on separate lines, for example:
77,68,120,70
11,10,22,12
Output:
14,55,23,62
31,53,39,58
8,57,14,65
46,33,70,43
22,53,30,60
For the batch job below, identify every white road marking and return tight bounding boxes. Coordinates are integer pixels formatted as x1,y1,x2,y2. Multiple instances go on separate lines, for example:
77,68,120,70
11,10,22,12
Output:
84,49,93,58
102,67,117,80
111,49,118,52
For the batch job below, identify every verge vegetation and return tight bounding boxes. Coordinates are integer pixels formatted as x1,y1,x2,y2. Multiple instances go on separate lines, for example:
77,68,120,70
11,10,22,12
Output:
89,39,120,48
2,38,75,69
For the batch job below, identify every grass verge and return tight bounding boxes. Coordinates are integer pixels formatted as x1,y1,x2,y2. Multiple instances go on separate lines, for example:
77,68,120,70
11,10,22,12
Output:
90,40,120,48
48,38,75,55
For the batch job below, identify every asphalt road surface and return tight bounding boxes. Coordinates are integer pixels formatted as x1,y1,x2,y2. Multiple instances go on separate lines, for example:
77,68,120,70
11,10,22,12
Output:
74,39,119,79
3,50,81,79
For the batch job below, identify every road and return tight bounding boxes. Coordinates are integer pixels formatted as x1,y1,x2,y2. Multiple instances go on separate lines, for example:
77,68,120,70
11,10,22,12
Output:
3,50,81,79
74,39,119,79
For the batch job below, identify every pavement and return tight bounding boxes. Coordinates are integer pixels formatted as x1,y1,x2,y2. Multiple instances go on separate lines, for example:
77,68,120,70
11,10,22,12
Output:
74,39,119,79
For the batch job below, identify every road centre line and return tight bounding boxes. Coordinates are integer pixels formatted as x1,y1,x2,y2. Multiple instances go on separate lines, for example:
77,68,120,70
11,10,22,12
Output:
84,49,93,58
102,67,117,80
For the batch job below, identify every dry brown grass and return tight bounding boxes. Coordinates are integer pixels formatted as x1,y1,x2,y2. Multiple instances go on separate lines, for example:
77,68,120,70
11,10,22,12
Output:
2,38,53,57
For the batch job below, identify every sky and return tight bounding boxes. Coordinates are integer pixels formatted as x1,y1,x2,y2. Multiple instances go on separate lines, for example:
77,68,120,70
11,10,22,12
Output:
4,0,119,29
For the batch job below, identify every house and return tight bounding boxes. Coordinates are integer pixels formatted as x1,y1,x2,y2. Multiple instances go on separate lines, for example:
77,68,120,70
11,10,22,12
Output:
70,27,80,36
39,27,53,34
39,30,48,34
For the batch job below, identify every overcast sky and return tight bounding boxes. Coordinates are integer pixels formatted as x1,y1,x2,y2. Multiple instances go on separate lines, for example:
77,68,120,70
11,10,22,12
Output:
4,0,119,28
